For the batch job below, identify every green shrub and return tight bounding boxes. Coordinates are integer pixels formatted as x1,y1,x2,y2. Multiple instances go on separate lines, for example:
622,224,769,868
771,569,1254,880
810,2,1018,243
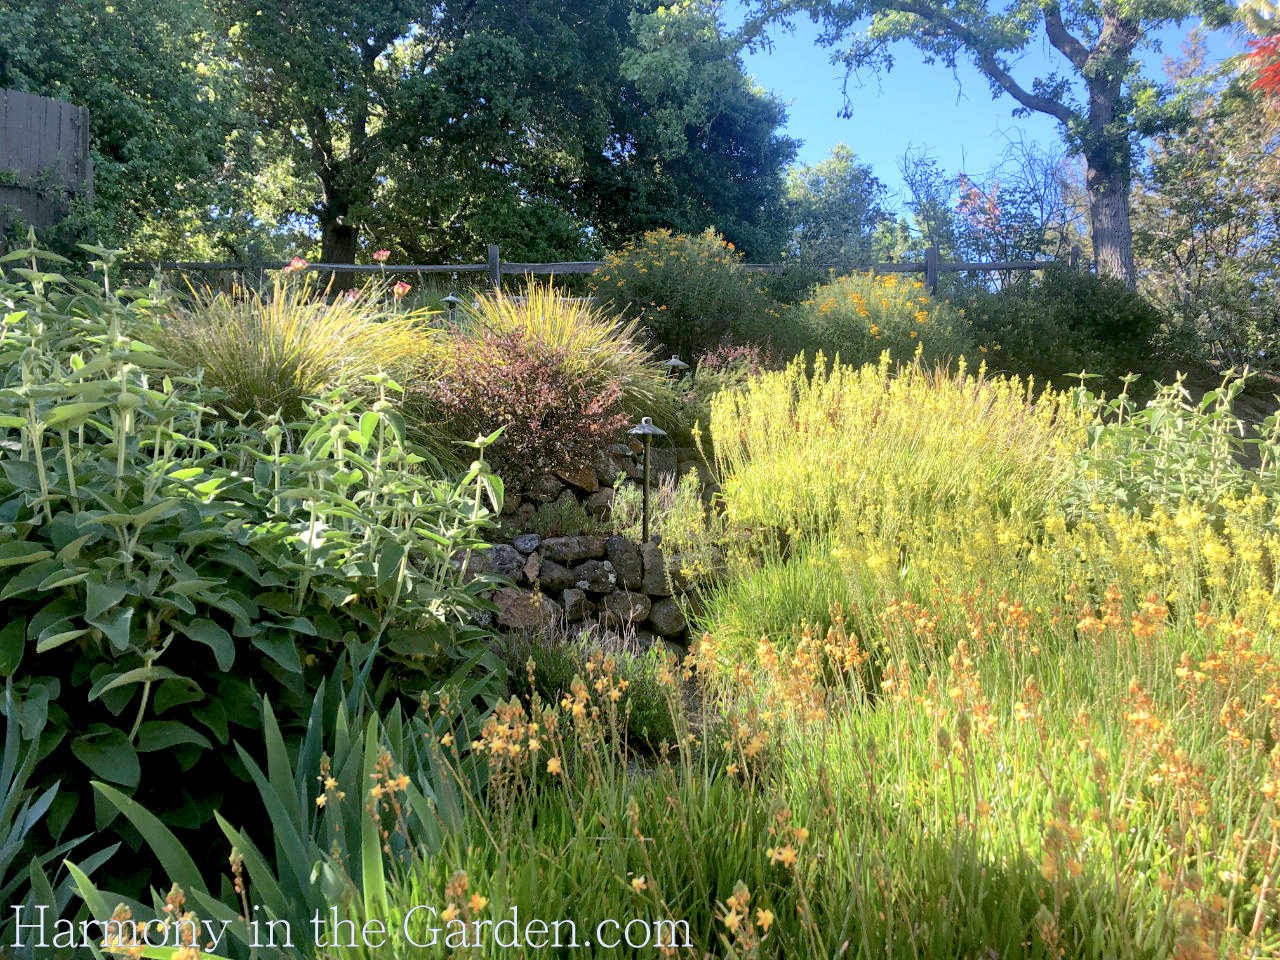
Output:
758,263,825,306
1067,371,1280,517
588,229,776,358
962,266,1163,388
151,271,429,421
0,246,505,898
778,272,972,367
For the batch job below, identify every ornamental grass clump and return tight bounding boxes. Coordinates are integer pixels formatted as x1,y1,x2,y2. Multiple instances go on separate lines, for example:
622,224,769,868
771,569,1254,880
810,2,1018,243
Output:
418,282,676,483
151,273,430,420
779,271,973,368
456,281,677,426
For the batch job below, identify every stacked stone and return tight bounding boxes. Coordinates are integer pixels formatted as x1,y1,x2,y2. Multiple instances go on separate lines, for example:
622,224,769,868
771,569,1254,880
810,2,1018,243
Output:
499,442,714,526
468,440,716,646
488,532,690,644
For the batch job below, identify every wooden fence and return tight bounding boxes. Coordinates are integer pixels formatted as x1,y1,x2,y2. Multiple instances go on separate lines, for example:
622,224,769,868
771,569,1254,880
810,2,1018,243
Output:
123,242,1083,295
0,89,93,236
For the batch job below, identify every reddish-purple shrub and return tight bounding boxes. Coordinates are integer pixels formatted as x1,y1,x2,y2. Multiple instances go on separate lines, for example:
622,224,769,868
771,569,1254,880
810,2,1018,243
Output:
424,332,630,483
697,342,772,378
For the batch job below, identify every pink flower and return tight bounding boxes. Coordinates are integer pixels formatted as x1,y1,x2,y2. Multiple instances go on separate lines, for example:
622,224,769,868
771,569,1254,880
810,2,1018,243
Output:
393,281,411,299
345,288,360,301
283,256,308,274
373,249,391,263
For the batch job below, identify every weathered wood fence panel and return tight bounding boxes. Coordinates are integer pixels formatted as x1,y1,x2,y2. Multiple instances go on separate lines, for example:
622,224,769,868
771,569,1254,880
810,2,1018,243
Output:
0,89,93,234
123,243,1085,294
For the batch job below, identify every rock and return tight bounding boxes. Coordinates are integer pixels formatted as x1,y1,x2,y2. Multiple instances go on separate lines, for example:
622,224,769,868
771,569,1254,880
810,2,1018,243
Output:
512,533,542,554
489,544,525,582
500,492,520,516
633,628,657,650
454,549,492,583
647,598,687,638
541,535,607,565
672,446,702,465
522,552,542,584
605,535,643,590
622,455,644,481
601,590,651,625
593,450,625,487
628,439,644,455
561,588,594,622
640,542,672,596
534,559,575,592
527,474,564,503
658,639,686,662
572,559,617,593
585,487,615,517
555,462,599,494
515,502,536,527
495,588,561,631
606,443,633,458
649,447,678,481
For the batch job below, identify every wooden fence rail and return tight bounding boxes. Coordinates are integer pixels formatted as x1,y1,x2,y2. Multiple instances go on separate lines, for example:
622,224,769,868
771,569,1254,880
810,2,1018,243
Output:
122,243,1083,295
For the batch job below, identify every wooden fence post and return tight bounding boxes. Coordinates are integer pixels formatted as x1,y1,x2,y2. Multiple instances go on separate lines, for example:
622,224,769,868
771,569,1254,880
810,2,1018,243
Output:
488,244,501,291
924,246,940,293
1069,244,1081,272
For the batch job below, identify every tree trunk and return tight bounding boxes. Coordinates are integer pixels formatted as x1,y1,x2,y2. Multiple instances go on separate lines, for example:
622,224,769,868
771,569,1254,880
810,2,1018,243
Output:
320,217,358,267
1085,150,1137,290
319,214,358,290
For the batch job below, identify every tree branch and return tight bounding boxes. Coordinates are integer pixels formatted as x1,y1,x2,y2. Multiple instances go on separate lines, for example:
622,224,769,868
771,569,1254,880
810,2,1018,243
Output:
1042,3,1089,71
889,0,1081,126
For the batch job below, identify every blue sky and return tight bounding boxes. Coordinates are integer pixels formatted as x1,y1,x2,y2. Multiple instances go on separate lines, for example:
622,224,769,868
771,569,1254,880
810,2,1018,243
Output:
730,2,1247,190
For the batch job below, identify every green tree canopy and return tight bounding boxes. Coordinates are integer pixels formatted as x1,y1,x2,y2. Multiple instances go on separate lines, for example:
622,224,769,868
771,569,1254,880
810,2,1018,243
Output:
584,1,800,260
783,143,889,265
0,0,259,258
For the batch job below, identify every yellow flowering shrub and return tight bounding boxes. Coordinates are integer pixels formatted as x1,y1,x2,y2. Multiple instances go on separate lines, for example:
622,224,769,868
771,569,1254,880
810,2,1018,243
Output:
588,228,774,358
710,353,1085,540
779,271,973,367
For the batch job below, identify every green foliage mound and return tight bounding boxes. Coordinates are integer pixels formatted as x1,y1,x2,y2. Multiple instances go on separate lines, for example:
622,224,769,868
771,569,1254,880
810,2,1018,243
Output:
963,266,1163,388
0,244,504,914
588,229,776,359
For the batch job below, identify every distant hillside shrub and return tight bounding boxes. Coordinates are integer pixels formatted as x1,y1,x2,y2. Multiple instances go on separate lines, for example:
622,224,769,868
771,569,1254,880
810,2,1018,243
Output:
963,267,1163,388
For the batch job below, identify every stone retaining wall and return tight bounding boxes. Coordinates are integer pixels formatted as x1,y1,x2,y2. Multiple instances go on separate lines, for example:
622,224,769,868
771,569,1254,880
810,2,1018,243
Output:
464,440,716,647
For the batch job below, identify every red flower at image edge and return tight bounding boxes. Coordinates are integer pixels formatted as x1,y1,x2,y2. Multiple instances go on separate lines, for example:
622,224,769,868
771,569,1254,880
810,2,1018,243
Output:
1247,37,1280,96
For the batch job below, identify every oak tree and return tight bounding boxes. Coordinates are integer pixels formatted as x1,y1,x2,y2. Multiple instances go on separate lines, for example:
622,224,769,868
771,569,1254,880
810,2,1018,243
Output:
759,0,1234,287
